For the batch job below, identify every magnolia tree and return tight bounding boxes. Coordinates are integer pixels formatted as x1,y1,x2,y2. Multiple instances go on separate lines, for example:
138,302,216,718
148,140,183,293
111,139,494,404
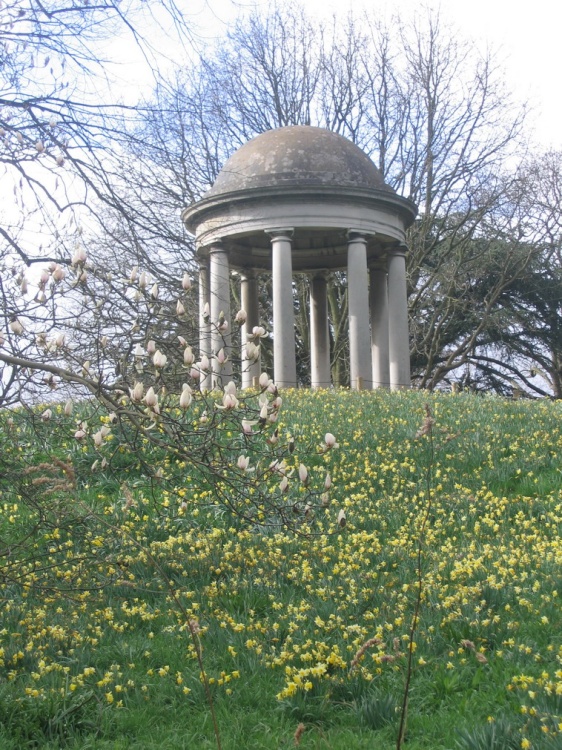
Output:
0,244,345,595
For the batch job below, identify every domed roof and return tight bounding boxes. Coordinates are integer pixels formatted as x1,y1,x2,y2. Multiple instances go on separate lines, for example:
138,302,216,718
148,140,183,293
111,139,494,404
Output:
206,125,391,197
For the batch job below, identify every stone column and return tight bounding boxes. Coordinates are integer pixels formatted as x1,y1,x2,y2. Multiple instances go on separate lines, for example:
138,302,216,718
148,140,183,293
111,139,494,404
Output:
310,273,331,388
370,261,390,388
387,246,411,389
268,229,297,388
208,241,232,388
347,232,372,389
240,271,261,389
198,260,212,391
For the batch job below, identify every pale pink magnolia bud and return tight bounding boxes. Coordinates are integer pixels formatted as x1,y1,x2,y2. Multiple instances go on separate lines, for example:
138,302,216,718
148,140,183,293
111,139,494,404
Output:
337,509,347,528
217,315,228,332
324,433,339,449
93,430,103,448
176,300,185,317
324,473,332,491
35,140,45,152
252,326,266,339
259,403,268,421
56,154,65,167
9,317,24,335
41,408,52,421
245,342,260,362
64,399,73,416
20,277,28,295
200,355,210,371
279,476,289,493
74,429,87,440
183,346,194,366
179,385,192,409
82,360,91,376
144,386,158,409
237,455,250,471
100,335,108,348
36,290,47,304
241,420,256,435
146,340,156,355
259,372,270,389
216,348,227,365
138,271,148,290
52,264,65,282
39,269,50,286
178,336,187,347
298,464,309,485
71,246,87,266
222,392,239,410
271,396,282,410
150,283,159,300
190,366,201,380
130,382,144,402
55,333,65,348
17,132,24,144
153,350,167,369
78,269,88,284
182,273,192,291
224,381,237,395
203,302,210,321
235,309,247,325
129,266,138,283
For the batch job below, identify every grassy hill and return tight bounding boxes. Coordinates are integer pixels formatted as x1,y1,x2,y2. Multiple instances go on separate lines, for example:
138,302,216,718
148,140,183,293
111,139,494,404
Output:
1,390,561,749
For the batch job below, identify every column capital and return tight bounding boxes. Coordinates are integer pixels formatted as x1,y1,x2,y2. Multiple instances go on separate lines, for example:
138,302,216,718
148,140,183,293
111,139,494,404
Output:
206,239,227,255
389,243,408,257
347,229,375,242
266,228,294,242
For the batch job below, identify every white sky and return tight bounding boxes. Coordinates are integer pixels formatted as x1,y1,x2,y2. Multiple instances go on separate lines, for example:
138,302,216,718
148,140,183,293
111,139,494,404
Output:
107,0,561,151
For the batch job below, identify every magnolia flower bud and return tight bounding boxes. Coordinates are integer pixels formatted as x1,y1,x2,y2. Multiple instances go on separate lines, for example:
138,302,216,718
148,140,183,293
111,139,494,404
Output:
64,399,73,416
74,429,87,440
82,360,90,376
35,140,45,152
182,273,192,291
150,283,159,300
179,384,192,409
144,386,158,409
9,317,24,335
235,309,247,325
20,277,28,295
272,396,282,410
337,509,347,528
224,381,237,395
222,392,239,410
39,269,50,286
129,266,138,283
324,433,338,449
178,336,187,347
241,420,256,435
259,372,270,389
56,154,65,167
52,264,65,282
139,271,148,290
259,403,268,421
298,464,309,485
279,476,289,493
190,366,201,380
55,333,65,348
146,340,156,355
203,302,210,321
324,473,332,491
130,382,144,402
134,343,145,358
237,455,250,471
200,355,210,371
41,409,52,421
93,430,103,448
245,342,260,362
153,350,167,369
71,246,87,267
183,346,194,366
176,300,185,317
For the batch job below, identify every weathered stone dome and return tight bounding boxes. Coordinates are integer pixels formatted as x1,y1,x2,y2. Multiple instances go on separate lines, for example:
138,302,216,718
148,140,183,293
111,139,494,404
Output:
206,125,391,197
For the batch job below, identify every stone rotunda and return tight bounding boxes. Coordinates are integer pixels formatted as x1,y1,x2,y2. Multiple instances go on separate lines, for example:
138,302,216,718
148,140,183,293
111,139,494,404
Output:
182,125,417,390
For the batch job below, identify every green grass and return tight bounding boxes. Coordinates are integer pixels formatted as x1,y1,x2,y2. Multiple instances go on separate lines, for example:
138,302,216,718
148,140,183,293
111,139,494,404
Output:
1,389,561,749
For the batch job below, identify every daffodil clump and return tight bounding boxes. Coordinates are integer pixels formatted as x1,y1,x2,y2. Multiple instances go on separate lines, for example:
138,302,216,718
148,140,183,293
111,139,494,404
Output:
0,389,561,749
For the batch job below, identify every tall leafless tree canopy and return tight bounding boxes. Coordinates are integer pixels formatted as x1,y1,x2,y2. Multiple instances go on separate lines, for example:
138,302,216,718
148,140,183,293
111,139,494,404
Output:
1,1,561,401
